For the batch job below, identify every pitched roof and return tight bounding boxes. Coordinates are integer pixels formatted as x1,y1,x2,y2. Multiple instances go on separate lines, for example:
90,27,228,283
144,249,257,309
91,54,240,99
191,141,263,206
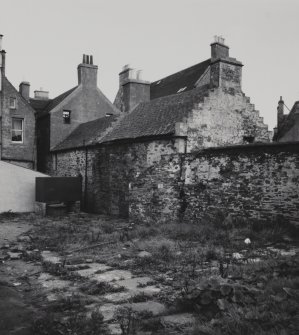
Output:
274,101,299,141
52,115,118,151
30,86,78,118
150,59,210,100
100,85,209,144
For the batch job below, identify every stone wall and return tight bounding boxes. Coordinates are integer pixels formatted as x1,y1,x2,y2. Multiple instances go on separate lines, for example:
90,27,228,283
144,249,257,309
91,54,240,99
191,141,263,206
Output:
1,77,36,168
52,139,177,216
130,143,299,224
184,88,270,152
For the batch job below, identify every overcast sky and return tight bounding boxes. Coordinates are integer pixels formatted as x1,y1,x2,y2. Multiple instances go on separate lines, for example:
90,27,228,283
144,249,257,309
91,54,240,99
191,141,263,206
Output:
1,0,298,129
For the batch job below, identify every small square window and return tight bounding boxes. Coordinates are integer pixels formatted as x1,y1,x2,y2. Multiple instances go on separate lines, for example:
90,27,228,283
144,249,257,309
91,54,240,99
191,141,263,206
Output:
243,136,255,144
63,110,71,124
9,97,16,109
12,118,23,143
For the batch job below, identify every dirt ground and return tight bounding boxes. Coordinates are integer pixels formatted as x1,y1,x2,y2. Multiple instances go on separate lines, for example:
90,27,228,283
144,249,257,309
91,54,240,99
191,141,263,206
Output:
0,212,298,335
0,215,40,335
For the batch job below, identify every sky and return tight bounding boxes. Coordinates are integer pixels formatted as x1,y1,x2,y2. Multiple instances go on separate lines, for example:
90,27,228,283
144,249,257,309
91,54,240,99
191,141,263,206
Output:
1,0,298,129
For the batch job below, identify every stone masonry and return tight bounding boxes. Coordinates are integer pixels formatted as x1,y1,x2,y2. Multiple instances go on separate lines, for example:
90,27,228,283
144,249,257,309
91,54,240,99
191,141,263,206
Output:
130,143,299,224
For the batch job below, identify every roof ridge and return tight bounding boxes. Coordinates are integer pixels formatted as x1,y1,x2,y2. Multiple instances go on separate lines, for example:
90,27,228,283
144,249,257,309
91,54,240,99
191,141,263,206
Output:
151,58,211,84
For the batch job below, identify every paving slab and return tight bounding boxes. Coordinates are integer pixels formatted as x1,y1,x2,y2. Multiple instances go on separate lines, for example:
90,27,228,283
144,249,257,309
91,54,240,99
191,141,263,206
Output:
162,313,195,326
126,301,166,316
92,270,132,283
75,263,111,277
41,251,61,264
103,291,135,303
38,273,71,290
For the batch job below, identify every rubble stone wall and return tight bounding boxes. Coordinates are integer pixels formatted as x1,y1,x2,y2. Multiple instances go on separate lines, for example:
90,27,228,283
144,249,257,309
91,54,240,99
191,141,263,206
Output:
130,143,299,224
186,88,270,152
53,139,177,216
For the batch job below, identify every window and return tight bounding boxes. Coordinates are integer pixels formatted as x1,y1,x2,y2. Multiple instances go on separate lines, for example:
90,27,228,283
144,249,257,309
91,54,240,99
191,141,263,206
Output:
9,97,16,109
243,136,255,144
63,110,71,124
11,118,23,142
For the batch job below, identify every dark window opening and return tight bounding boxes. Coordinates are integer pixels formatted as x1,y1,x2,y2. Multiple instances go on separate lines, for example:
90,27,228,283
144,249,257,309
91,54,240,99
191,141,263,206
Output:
243,136,255,143
63,110,71,124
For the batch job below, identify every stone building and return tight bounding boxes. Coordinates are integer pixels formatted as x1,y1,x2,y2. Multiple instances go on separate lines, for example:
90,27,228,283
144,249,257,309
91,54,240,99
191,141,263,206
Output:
273,97,299,142
0,35,36,169
50,37,271,216
30,54,118,172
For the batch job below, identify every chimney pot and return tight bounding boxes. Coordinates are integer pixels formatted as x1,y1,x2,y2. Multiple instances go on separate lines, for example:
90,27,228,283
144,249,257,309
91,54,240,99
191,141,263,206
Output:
136,70,143,80
0,34,3,51
90,55,93,65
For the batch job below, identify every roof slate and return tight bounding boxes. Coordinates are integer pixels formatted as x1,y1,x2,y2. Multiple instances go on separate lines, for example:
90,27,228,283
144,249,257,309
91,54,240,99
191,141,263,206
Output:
150,59,210,100
30,86,78,118
275,101,299,141
100,85,209,144
52,115,118,151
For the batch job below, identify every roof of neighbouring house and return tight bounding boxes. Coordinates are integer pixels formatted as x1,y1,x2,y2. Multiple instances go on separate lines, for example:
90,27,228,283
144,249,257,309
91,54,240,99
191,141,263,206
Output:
52,115,118,151
30,86,78,118
274,101,299,141
150,59,210,100
100,85,209,144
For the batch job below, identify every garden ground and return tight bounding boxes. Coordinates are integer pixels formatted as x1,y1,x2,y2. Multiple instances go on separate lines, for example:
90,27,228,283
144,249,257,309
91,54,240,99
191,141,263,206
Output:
0,211,298,335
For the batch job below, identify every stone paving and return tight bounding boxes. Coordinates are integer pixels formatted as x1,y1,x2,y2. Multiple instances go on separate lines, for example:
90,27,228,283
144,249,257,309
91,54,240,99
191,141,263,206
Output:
39,250,178,334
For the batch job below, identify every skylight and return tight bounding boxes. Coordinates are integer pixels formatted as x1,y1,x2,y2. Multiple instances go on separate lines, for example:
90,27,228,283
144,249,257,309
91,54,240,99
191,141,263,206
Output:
156,80,161,85
177,86,187,93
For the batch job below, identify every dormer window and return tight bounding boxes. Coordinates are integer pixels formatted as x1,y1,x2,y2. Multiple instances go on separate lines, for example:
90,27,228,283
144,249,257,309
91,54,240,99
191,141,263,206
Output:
63,110,71,124
9,97,16,109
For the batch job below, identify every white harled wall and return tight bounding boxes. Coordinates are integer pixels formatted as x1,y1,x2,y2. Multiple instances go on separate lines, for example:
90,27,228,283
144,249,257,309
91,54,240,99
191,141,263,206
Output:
0,161,49,212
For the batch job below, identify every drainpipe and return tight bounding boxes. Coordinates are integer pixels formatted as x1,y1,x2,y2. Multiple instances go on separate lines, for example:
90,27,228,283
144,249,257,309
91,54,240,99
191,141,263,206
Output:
83,140,88,211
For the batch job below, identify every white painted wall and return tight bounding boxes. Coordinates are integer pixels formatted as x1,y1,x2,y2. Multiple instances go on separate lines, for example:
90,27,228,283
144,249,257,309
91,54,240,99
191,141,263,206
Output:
0,161,49,213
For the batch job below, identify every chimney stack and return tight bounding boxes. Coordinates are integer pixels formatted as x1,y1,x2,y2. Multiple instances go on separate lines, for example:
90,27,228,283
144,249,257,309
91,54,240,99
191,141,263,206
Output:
209,36,243,92
19,81,30,100
78,54,98,87
118,65,150,113
34,88,49,100
277,96,284,129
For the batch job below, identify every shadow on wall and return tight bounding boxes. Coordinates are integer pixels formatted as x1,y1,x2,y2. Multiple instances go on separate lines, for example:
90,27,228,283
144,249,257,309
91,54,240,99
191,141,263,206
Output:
0,161,49,213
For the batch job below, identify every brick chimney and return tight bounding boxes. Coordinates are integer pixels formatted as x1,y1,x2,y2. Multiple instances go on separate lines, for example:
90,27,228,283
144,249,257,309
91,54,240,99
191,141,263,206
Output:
210,36,243,92
78,54,98,87
277,96,284,129
119,64,150,113
19,81,30,100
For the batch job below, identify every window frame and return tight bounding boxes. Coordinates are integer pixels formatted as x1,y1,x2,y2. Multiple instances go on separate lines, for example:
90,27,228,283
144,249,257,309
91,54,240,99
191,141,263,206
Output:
9,97,17,109
11,117,24,143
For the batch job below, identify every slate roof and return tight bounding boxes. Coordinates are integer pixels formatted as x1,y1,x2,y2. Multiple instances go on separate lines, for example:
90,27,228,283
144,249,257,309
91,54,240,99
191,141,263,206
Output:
274,101,299,141
150,59,210,100
100,85,209,144
30,86,78,118
52,115,118,151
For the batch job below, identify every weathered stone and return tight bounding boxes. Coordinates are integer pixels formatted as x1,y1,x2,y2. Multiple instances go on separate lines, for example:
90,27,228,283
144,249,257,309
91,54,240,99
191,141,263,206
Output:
7,252,22,260
137,251,152,258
